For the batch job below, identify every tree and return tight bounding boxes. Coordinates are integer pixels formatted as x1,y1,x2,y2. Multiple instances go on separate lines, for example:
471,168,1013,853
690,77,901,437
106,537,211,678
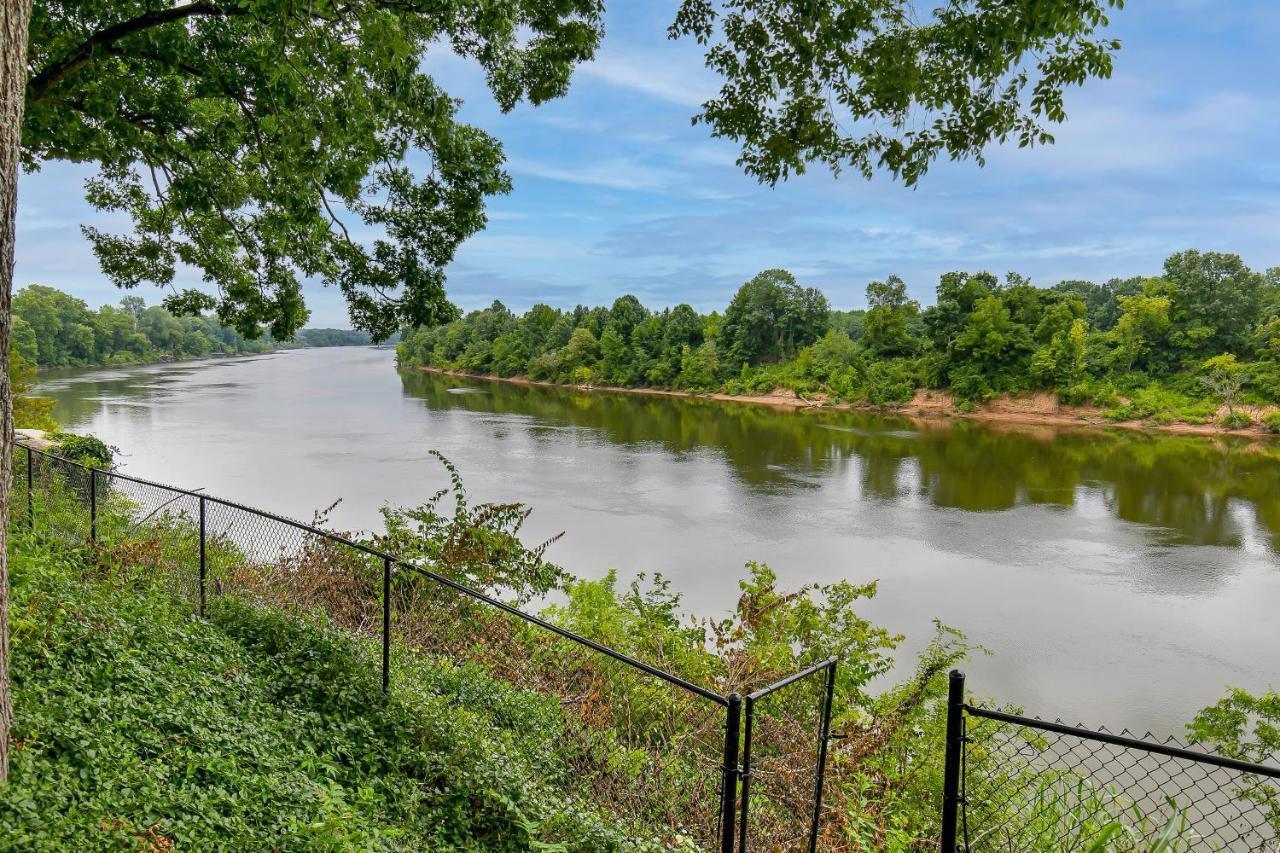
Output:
862,275,919,357
949,294,1032,392
1109,286,1171,372
120,295,146,330
10,348,53,432
0,0,29,784
923,271,998,354
670,0,1123,185
6,0,607,785
1199,354,1249,418
0,0,1128,783
606,295,649,340
1164,250,1264,360
721,269,828,367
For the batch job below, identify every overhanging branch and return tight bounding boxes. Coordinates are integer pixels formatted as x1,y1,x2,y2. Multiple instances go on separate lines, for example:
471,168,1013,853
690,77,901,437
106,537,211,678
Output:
27,1,246,103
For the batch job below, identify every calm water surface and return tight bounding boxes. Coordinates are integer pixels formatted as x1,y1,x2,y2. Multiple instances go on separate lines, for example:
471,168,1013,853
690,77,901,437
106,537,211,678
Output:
37,347,1280,733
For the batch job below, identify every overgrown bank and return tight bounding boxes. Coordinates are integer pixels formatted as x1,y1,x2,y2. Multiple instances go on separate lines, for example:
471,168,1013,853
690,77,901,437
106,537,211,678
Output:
2,448,974,850
409,364,1277,439
0,530,649,850
398,250,1280,436
9,444,1280,850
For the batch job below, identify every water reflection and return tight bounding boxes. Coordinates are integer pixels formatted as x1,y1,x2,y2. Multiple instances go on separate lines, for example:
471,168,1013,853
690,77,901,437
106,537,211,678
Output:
35,351,1280,730
398,370,1280,554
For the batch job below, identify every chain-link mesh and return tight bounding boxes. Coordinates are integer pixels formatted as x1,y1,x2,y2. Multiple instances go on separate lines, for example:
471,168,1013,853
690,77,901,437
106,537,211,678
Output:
30,451,95,545
388,564,730,848
960,708,1280,852
739,664,834,852
95,473,202,604
12,446,32,528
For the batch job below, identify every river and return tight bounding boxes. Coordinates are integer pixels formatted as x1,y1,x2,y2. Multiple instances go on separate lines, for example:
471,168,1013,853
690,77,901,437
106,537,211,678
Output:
35,346,1280,734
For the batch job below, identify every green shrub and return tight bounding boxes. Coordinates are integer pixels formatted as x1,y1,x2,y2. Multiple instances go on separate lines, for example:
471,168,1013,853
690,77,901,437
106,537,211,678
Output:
0,534,652,852
864,359,918,406
1059,378,1120,408
1263,411,1280,434
1220,411,1254,429
946,364,993,404
49,431,114,466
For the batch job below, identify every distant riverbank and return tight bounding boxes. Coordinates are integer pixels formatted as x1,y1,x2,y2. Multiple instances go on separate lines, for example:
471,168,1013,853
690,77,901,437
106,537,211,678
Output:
35,348,276,374
411,365,1280,440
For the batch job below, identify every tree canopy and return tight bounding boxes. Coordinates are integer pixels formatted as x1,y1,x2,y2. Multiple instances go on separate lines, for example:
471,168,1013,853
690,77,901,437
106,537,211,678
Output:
22,0,605,340
13,2,1128,341
670,0,1124,185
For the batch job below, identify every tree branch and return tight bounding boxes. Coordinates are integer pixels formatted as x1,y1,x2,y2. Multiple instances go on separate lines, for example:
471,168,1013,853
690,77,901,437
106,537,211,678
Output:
27,1,247,103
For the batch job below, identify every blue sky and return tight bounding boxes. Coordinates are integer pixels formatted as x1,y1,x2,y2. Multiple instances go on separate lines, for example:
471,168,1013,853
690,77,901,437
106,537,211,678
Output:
15,0,1280,327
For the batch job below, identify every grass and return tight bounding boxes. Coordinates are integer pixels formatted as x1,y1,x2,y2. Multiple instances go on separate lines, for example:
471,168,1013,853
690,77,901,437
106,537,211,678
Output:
0,529,666,851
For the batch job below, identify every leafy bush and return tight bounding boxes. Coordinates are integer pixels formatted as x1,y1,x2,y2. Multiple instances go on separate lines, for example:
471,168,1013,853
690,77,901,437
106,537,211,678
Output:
864,359,918,407
1103,385,1217,425
49,431,114,466
0,533,649,852
1220,411,1254,429
946,364,994,404
1059,377,1120,408
1264,411,1280,434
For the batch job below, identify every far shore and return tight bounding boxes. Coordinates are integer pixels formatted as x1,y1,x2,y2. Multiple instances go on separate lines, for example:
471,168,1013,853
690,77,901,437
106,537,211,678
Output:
411,364,1280,441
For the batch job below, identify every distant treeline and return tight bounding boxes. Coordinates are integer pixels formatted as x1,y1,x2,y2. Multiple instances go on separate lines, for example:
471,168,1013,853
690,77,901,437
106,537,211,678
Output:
398,250,1280,429
12,285,385,371
294,328,399,347
13,285,274,369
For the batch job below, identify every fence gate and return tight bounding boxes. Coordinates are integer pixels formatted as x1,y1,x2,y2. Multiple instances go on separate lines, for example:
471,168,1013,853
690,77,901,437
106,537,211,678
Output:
734,658,838,852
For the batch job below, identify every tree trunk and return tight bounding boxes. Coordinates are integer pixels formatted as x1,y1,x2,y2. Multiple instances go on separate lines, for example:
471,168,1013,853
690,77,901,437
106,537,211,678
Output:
0,0,34,784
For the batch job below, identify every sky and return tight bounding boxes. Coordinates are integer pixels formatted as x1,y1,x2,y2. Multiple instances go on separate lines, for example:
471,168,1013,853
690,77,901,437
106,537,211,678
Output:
14,1,1280,327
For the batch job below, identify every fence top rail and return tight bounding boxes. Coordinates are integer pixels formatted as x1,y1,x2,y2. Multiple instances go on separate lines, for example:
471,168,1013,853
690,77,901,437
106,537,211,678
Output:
19,440,733,706
964,704,1280,781
747,656,838,702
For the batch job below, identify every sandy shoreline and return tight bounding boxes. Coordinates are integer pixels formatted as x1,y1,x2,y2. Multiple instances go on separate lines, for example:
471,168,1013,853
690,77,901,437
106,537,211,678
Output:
410,365,1280,441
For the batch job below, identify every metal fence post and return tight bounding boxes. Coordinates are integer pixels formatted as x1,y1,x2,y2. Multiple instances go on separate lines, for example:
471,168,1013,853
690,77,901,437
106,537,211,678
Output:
941,669,966,853
26,445,33,529
89,467,97,543
808,659,838,853
720,692,742,853
198,496,207,618
382,556,392,694
737,697,755,852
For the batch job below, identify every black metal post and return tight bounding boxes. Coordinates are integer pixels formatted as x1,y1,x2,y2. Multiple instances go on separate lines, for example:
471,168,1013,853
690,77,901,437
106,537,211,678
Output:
198,496,207,618
382,556,391,694
940,669,966,853
808,660,838,853
26,445,33,529
719,692,742,853
737,696,755,852
89,467,97,543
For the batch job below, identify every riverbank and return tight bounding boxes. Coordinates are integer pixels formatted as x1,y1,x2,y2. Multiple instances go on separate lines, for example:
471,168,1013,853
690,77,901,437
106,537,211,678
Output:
411,365,1280,439
34,348,278,374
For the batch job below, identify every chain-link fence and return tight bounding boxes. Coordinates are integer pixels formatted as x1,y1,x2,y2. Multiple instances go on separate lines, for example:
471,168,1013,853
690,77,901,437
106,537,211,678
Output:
13,441,836,851
941,670,1280,852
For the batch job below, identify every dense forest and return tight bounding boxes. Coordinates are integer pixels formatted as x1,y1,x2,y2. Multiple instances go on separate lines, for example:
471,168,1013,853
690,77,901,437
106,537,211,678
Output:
12,285,276,370
11,285,390,372
398,250,1280,430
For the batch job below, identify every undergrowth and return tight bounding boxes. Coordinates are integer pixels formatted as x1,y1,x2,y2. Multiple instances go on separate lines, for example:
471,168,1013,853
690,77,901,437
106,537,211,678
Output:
0,530,654,851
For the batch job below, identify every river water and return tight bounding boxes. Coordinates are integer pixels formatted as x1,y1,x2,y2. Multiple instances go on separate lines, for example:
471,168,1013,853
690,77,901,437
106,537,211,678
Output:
36,346,1280,734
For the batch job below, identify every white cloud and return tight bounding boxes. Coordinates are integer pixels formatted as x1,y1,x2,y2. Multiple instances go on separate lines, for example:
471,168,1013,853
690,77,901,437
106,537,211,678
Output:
507,155,679,192
579,50,716,108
